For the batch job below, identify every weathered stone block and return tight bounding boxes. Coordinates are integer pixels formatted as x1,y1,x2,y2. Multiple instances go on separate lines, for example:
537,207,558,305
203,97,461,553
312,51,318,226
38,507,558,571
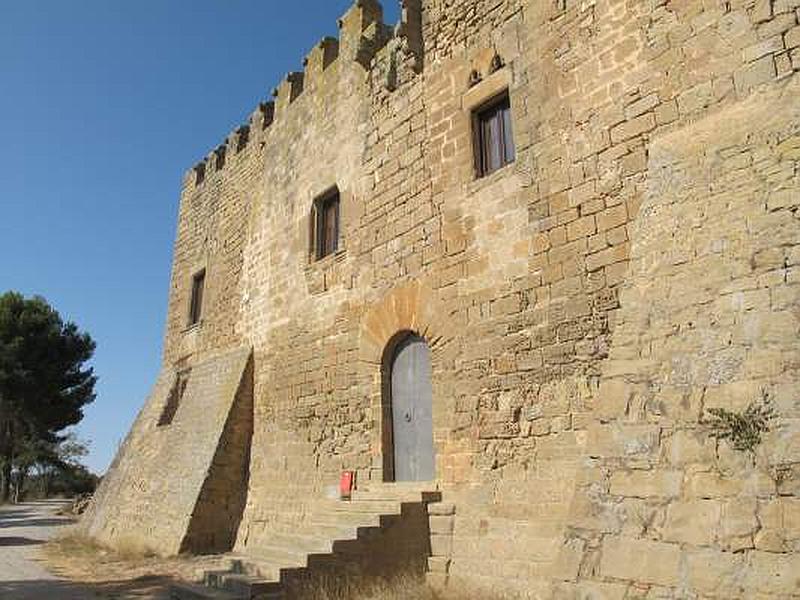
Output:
587,424,662,459
609,469,683,499
598,537,681,587
734,54,777,91
662,499,721,545
610,114,657,143
429,515,455,535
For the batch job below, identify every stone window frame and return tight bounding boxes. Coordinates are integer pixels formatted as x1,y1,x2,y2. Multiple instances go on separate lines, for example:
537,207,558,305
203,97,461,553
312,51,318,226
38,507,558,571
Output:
462,67,516,181
187,268,206,328
473,91,515,177
309,185,344,262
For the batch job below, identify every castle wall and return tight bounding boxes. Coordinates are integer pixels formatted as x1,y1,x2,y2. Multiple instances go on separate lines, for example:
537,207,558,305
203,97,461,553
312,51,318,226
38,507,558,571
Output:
232,8,386,549
554,79,800,599
88,0,800,596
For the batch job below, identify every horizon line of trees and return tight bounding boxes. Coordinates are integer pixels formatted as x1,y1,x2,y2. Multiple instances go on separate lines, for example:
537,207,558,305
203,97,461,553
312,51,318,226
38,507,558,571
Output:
0,291,99,502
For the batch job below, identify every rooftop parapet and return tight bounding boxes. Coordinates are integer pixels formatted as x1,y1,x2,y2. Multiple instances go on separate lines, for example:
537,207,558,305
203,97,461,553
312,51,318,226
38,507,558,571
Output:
340,0,393,69
213,145,226,171
398,0,422,70
339,0,385,59
183,1,421,190
250,102,275,132
272,72,305,117
303,37,340,83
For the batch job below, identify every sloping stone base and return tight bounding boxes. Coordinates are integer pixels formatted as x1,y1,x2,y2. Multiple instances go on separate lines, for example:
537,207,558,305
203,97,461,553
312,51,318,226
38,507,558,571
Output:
81,346,253,556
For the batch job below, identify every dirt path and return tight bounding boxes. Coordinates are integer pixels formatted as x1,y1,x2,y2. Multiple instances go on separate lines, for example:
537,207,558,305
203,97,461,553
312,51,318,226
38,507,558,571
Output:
0,499,100,599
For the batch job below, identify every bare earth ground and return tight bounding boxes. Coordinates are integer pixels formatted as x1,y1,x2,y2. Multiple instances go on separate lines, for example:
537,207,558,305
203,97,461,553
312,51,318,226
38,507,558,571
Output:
0,500,220,600
0,499,102,599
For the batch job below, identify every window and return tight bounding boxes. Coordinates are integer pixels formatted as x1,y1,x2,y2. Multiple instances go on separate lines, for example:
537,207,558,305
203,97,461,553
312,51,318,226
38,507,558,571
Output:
473,92,515,178
188,269,205,326
314,190,340,260
158,370,190,427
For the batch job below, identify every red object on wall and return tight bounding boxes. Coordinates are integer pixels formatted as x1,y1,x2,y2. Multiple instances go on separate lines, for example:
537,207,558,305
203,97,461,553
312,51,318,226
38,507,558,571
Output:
339,471,355,500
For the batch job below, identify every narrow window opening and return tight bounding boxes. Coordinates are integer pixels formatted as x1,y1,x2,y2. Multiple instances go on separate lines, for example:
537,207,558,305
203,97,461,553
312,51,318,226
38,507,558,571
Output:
194,164,206,186
314,189,340,260
158,370,191,427
188,269,206,326
473,92,515,178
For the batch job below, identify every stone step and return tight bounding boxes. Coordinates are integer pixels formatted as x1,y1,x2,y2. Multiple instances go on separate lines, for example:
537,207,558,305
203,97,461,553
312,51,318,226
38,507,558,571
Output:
307,510,382,528
188,483,438,599
349,489,430,502
170,581,247,600
263,531,334,554
356,481,437,492
298,521,360,541
316,498,403,514
246,543,310,569
204,571,281,597
351,487,441,504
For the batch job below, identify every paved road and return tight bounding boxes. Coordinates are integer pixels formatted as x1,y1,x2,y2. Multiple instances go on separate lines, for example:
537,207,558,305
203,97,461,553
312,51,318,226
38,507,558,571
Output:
0,500,99,599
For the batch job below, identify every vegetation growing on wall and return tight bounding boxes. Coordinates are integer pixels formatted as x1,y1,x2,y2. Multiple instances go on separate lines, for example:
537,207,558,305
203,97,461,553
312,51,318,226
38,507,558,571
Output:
704,390,776,459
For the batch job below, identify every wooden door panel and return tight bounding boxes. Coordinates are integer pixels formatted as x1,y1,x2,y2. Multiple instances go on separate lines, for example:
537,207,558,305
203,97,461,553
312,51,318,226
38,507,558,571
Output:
390,335,435,481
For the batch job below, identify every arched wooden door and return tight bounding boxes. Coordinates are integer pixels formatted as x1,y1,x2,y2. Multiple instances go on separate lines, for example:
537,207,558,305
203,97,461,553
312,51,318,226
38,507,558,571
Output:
389,334,435,481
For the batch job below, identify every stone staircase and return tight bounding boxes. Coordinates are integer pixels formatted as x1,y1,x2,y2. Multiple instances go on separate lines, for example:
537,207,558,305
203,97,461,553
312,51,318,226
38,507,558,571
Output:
171,483,440,600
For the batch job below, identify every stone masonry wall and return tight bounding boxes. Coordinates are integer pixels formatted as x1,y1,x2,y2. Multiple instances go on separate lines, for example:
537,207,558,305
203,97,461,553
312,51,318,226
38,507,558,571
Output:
232,2,392,551
89,0,800,596
419,0,800,594
552,79,800,600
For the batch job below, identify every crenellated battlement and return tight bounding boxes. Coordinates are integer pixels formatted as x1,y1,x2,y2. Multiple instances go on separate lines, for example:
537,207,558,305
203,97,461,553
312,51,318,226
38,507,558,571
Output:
303,37,340,80
184,0,422,190
272,71,305,116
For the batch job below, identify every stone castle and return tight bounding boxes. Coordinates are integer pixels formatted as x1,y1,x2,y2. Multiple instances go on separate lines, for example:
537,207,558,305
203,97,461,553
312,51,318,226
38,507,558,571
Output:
82,0,800,597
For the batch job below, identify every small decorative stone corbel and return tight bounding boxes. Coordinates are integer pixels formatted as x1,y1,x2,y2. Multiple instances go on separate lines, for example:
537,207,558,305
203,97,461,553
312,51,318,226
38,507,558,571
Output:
489,53,504,74
468,69,482,88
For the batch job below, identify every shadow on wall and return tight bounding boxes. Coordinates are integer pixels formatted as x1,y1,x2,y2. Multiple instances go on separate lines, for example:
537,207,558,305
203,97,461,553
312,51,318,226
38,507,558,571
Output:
181,355,255,555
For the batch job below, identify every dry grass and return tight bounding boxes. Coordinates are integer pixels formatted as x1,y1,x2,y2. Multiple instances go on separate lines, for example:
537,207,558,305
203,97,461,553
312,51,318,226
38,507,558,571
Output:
285,570,507,600
47,530,154,564
42,529,227,599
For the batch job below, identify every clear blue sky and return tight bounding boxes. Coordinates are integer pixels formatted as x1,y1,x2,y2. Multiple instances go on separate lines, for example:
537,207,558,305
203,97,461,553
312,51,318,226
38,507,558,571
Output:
0,1,400,474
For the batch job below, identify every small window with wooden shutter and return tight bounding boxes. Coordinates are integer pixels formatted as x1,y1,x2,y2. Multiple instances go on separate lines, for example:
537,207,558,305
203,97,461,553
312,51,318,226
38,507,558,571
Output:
188,269,205,326
473,92,515,178
313,189,340,260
